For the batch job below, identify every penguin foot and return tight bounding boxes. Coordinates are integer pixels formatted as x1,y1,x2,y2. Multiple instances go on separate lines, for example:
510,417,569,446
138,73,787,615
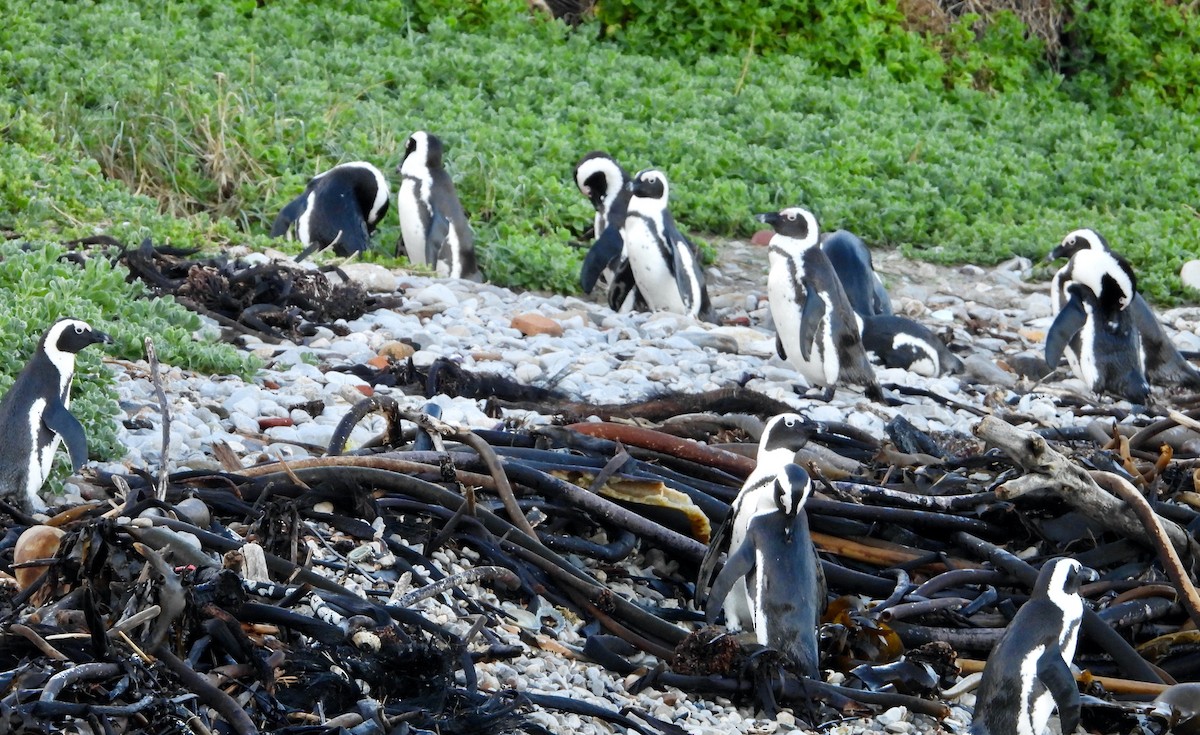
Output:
794,385,836,402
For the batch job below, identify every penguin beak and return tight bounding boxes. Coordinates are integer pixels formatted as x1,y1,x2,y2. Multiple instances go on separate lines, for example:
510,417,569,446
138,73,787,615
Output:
755,212,780,225
92,330,114,346
1078,566,1099,585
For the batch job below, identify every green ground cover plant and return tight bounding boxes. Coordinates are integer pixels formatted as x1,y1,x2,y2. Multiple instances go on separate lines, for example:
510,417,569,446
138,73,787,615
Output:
2,0,1199,307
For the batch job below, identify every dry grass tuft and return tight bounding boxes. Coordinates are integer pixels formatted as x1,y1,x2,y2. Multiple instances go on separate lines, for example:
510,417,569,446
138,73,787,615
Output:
899,0,1065,57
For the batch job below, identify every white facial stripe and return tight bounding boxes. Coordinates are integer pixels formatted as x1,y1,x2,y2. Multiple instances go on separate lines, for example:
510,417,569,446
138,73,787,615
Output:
42,320,86,397
633,169,670,202
892,332,940,376
1062,228,1105,252
575,157,625,215
1068,249,1134,306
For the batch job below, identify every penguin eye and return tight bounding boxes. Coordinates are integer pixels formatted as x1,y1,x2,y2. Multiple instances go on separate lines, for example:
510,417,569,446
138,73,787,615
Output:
74,325,85,335
783,417,796,427
785,213,797,221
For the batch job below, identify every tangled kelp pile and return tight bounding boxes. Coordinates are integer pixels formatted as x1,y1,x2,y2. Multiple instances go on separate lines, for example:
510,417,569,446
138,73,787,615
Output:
4,394,1200,733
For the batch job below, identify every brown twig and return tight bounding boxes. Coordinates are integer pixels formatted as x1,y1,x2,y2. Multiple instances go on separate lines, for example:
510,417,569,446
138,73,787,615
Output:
144,338,171,501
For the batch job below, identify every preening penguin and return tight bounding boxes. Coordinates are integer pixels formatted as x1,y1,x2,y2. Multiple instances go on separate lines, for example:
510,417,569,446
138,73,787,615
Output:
759,207,883,401
270,161,390,261
1045,248,1150,403
574,151,644,313
1050,228,1200,391
0,319,112,513
704,463,826,678
696,413,815,633
820,230,892,318
396,131,482,281
618,169,713,321
862,314,963,377
970,557,1097,735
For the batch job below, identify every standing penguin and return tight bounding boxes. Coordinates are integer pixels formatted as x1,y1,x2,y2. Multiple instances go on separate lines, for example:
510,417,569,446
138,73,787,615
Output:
1045,248,1150,403
704,463,826,678
270,161,390,261
759,207,883,401
574,152,644,313
618,169,713,321
395,131,482,281
696,413,815,633
862,314,964,377
970,557,1097,735
0,319,112,513
820,230,892,318
1049,228,1200,391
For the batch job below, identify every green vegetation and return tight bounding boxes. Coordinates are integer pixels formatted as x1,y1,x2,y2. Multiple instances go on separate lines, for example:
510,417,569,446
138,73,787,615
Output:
2,0,1199,312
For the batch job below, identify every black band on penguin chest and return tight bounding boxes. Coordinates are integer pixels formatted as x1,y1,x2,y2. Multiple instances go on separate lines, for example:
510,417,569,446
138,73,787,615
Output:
629,213,672,266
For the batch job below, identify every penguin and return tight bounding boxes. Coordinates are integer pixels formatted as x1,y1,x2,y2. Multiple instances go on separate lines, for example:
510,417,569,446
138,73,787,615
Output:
704,463,825,678
574,152,645,313
1049,228,1200,391
1045,248,1150,403
970,557,1098,735
616,169,713,321
820,230,892,318
759,207,884,401
270,161,390,261
0,319,112,513
696,413,816,634
862,314,964,377
395,131,482,281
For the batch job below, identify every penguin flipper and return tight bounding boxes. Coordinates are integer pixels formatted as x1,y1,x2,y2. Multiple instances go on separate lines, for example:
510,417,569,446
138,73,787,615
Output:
1046,292,1087,368
799,281,826,362
581,225,624,294
705,534,758,626
872,275,893,316
270,193,309,238
607,258,641,313
43,401,87,472
426,211,451,267
1038,649,1082,735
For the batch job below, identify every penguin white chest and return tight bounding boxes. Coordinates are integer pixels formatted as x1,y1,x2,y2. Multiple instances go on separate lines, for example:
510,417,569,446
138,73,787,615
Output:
398,178,430,266
624,217,686,314
768,253,836,387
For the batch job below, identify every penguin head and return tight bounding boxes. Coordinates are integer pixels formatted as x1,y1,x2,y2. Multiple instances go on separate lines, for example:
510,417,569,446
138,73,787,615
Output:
574,152,628,211
1037,557,1098,608
400,131,443,171
43,318,113,357
1048,228,1109,262
773,463,812,537
1068,249,1137,312
759,413,814,456
756,207,819,246
628,169,669,202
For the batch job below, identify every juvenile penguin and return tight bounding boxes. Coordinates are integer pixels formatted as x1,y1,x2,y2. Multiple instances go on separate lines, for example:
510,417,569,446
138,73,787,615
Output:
0,319,112,513
396,131,482,281
1050,228,1200,391
574,152,644,312
821,230,892,318
1045,248,1150,403
862,314,963,377
270,161,390,261
705,463,825,677
696,413,815,633
759,207,883,401
970,557,1097,735
618,169,713,321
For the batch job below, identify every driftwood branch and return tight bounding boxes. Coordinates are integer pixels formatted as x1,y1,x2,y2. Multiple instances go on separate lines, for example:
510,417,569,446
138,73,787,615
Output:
975,416,1198,561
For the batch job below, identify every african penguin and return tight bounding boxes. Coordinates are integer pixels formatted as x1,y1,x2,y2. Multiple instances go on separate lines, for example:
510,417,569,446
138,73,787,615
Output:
862,314,963,377
759,207,884,401
270,161,390,261
1050,228,1200,391
705,463,826,678
1045,248,1150,403
574,151,645,313
618,169,713,321
697,413,815,634
396,131,482,281
970,557,1097,735
0,319,112,513
820,230,892,318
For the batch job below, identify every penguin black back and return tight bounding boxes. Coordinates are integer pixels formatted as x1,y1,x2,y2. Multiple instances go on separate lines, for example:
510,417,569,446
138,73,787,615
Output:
861,314,963,377
970,557,1096,735
820,230,892,318
271,161,390,261
0,318,112,513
